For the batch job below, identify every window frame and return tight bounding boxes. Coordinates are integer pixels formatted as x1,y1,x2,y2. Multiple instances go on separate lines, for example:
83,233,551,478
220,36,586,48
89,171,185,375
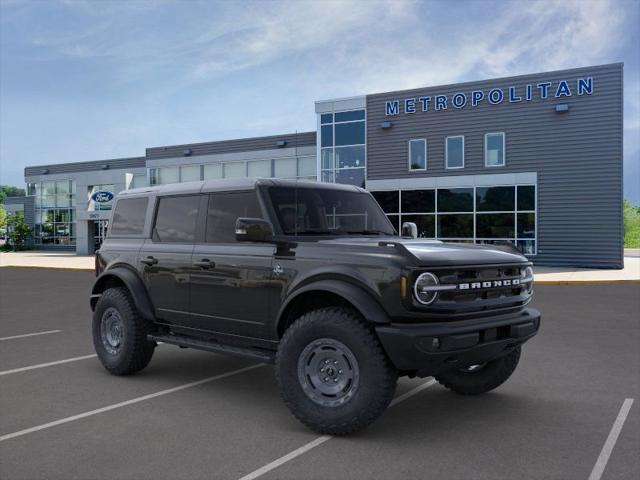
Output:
151,194,202,244
445,135,465,170
109,196,149,238
408,138,427,171
484,132,506,167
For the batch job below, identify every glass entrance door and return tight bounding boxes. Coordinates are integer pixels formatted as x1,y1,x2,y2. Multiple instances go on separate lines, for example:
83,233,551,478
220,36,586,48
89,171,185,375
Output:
93,220,109,252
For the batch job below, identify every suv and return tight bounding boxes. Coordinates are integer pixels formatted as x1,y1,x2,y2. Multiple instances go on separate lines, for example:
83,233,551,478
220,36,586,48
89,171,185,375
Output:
91,178,540,435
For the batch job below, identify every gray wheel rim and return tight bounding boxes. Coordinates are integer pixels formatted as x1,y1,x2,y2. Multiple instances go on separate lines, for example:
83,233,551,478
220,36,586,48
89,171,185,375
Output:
297,338,360,407
100,307,124,355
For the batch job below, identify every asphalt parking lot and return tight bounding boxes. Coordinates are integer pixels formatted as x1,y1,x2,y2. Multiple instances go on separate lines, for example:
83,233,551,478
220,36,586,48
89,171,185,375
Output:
0,267,638,480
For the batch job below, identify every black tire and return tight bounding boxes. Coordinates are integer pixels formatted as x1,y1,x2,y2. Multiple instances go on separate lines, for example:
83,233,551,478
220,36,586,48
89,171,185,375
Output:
275,307,397,435
435,347,521,395
92,287,155,375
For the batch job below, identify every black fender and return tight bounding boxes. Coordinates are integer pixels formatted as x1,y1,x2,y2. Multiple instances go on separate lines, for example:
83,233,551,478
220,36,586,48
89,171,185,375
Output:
90,266,155,321
276,279,390,335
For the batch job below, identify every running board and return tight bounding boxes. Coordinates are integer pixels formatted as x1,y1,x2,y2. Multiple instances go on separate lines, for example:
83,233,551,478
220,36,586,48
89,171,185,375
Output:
148,333,275,363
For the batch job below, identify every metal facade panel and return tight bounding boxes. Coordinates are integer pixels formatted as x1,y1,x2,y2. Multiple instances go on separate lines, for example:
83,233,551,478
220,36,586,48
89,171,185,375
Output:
24,157,146,176
365,63,623,268
146,131,317,160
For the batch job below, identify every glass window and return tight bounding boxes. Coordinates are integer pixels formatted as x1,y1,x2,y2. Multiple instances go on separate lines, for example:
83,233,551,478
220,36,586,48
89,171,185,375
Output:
223,162,246,178
274,158,297,178
517,185,535,211
335,110,365,122
321,171,334,183
110,197,148,236
446,136,464,169
476,213,515,238
321,125,333,147
485,133,505,167
248,159,271,177
386,215,399,232
180,165,201,182
372,191,399,213
401,190,434,213
517,213,536,238
476,186,515,212
320,113,333,124
268,186,394,236
158,166,179,184
437,188,473,212
335,122,365,146
335,168,365,188
149,168,158,185
335,145,365,169
153,195,200,243
131,174,147,189
438,214,474,238
298,156,317,177
409,139,426,170
401,215,435,238
321,149,334,170
204,164,223,180
206,192,263,243
517,240,536,256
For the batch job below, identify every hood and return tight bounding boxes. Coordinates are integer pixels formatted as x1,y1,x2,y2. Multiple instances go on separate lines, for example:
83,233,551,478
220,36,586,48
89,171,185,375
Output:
317,236,528,267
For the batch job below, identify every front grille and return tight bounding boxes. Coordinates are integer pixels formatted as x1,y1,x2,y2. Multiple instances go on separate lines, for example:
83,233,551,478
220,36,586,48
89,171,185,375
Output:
420,264,531,318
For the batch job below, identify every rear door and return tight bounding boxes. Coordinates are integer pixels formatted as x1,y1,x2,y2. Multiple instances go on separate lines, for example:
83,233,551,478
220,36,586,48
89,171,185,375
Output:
139,194,204,325
189,191,276,341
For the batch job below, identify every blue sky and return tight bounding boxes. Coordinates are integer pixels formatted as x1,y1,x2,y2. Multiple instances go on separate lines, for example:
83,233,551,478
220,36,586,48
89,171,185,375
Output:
1,0,639,202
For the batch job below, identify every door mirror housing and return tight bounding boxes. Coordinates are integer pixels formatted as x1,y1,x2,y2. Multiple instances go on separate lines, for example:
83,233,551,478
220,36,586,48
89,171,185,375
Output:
235,218,274,242
401,222,418,239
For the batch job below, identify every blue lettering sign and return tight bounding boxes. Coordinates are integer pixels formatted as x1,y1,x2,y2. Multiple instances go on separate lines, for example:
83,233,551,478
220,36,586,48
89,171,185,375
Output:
555,80,572,97
525,84,533,101
92,191,114,203
452,92,467,108
537,82,551,99
577,77,593,95
405,98,416,113
488,88,504,104
385,100,399,115
509,86,522,102
435,95,447,110
471,90,484,106
418,96,431,111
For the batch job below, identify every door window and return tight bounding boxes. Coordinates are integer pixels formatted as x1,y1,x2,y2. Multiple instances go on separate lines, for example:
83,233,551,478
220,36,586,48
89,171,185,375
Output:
153,195,200,243
205,192,263,243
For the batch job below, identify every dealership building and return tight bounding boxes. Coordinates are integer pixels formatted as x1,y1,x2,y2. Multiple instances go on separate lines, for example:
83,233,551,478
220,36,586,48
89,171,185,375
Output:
14,63,623,267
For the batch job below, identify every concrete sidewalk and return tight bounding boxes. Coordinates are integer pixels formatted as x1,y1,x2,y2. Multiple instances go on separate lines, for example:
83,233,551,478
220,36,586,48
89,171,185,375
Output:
1,250,639,284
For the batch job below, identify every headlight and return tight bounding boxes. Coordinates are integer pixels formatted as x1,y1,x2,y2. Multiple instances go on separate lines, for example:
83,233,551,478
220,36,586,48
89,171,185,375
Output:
521,266,534,293
413,272,440,305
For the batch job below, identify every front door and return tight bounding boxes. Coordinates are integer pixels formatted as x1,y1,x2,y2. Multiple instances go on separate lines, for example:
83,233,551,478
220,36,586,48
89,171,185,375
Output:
139,194,203,325
189,191,275,341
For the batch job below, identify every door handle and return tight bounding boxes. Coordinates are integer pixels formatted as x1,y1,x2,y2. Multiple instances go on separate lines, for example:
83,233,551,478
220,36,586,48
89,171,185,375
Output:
141,256,158,266
193,258,214,269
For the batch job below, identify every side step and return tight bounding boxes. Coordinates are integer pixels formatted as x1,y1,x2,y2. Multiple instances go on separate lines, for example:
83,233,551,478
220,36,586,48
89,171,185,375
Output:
148,333,275,363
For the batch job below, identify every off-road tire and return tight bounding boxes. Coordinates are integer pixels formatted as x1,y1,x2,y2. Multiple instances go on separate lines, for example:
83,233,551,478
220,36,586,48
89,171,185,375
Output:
435,347,521,395
92,287,155,375
275,307,397,435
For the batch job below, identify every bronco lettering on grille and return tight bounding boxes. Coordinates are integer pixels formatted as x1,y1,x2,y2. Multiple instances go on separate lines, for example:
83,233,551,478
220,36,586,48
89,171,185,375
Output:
458,278,520,290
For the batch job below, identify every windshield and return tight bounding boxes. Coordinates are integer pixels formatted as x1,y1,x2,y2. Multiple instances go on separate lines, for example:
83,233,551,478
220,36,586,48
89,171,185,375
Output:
268,186,397,236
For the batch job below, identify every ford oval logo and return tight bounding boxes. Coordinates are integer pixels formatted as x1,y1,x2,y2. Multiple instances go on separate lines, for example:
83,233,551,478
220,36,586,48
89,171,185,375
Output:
91,191,114,203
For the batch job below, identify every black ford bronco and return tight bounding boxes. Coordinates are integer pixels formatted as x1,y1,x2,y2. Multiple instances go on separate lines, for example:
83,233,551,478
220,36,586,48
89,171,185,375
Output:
91,178,540,435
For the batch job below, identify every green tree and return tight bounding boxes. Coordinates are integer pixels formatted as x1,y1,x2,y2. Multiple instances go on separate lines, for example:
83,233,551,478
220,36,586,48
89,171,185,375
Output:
5,211,31,251
0,185,26,204
0,204,6,231
623,199,640,248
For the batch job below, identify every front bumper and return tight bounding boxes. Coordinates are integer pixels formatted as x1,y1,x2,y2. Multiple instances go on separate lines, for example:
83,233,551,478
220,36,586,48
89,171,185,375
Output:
375,308,541,377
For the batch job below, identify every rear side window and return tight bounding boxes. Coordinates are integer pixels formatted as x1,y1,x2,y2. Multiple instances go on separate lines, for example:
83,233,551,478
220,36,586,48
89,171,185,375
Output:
153,195,200,243
206,192,262,243
110,197,148,236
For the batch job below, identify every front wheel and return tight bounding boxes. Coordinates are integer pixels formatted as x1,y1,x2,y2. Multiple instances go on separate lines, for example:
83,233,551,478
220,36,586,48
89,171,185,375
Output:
275,307,398,435
92,287,155,375
435,347,521,395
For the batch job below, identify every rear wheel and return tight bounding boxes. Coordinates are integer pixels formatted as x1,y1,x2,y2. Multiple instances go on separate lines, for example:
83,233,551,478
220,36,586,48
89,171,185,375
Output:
92,287,155,375
276,307,397,435
435,347,521,395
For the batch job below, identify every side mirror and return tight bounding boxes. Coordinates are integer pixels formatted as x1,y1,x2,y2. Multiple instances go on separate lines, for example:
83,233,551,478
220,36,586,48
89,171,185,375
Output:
401,222,418,239
235,217,274,242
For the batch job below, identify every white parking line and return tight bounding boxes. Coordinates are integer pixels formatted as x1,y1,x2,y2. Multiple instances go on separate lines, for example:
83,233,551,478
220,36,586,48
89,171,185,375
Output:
0,330,62,341
238,378,437,480
0,354,98,376
588,398,635,480
0,363,264,442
